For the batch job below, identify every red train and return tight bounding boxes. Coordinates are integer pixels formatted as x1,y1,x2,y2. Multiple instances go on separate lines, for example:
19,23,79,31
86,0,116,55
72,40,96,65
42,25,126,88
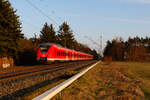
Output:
37,43,93,62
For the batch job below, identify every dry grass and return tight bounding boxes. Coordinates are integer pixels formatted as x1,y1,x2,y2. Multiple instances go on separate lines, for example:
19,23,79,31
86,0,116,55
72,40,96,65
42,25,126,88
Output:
115,62,150,100
51,62,150,100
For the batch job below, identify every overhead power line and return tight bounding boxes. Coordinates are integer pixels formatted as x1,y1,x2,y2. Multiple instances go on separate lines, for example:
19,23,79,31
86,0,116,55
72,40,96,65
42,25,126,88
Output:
25,0,59,26
24,0,100,47
84,35,100,46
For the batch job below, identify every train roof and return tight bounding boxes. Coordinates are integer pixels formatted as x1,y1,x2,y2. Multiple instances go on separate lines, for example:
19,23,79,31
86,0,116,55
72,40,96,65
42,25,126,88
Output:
40,43,52,46
40,43,93,56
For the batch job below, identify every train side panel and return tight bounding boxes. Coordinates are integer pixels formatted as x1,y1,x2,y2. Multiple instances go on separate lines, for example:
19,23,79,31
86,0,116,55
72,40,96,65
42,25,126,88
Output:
37,43,94,62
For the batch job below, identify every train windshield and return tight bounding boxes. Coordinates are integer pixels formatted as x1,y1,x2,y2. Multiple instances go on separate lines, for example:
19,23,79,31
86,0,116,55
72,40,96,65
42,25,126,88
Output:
40,43,52,54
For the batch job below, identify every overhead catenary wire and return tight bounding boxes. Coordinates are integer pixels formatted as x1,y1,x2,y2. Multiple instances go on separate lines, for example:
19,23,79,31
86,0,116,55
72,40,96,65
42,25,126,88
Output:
84,35,100,46
25,0,59,26
24,0,100,48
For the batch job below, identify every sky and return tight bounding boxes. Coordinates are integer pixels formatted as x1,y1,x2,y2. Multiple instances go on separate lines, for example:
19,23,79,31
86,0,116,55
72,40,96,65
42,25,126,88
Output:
9,0,150,52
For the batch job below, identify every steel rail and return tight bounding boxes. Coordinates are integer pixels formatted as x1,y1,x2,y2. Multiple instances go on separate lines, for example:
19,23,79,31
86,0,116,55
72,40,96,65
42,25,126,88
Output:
32,61,100,100
0,61,95,83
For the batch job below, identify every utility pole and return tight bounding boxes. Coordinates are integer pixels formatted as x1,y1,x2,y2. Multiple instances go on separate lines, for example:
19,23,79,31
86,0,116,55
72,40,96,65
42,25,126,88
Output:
100,35,102,58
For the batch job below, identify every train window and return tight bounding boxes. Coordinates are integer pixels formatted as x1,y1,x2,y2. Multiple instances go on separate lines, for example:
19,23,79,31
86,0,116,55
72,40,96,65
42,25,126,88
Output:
64,52,66,56
64,52,65,56
40,45,50,54
57,51,58,56
59,51,60,56
61,52,63,56
55,50,56,56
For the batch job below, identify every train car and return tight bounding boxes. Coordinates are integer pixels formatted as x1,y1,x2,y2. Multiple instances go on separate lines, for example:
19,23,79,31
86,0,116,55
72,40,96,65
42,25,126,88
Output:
37,43,93,62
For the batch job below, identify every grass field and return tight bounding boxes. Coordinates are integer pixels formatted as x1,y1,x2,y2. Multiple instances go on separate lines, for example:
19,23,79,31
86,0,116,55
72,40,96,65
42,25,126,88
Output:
115,62,150,100
51,62,150,100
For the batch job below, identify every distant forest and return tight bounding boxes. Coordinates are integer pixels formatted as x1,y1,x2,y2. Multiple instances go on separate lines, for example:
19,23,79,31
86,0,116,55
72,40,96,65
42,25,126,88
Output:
0,0,99,65
103,37,150,62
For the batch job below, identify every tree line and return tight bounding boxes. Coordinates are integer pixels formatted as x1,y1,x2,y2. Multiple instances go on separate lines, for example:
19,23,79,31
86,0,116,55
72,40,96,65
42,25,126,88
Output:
103,37,150,62
0,0,99,65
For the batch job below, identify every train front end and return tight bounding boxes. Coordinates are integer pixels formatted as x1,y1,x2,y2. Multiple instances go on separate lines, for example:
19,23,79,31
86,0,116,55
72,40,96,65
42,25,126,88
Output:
37,43,52,62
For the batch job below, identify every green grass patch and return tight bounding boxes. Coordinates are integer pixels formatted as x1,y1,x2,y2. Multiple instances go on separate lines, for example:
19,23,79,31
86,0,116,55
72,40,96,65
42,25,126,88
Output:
114,62,150,99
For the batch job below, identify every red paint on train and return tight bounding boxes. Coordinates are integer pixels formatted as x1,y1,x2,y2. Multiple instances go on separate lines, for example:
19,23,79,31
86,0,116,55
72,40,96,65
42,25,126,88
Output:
37,43,93,61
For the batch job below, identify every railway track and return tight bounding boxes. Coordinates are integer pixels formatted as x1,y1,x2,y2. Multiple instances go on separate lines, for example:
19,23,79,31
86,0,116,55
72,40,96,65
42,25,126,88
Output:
0,60,97,99
0,61,96,83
